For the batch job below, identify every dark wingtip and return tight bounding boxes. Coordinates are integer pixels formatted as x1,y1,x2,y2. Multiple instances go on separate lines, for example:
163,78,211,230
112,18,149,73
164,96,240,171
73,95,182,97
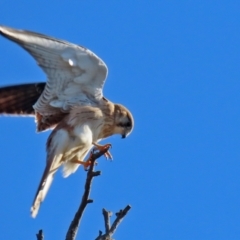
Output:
0,82,45,115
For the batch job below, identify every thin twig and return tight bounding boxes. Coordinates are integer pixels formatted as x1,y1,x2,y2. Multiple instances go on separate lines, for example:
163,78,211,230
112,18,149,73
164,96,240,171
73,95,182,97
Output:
36,229,44,240
65,147,110,240
95,205,131,240
103,208,112,232
109,205,131,236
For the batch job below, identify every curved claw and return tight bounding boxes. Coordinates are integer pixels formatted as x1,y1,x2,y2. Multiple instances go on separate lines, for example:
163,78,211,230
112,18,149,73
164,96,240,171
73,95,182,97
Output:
93,143,113,161
104,150,113,160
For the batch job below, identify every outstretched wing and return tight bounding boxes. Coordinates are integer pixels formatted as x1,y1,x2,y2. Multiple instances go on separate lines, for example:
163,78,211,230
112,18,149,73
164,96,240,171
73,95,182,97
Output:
0,26,108,117
0,83,45,116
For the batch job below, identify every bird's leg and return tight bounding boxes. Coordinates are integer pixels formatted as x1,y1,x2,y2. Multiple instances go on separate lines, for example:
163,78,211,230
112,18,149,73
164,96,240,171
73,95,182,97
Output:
71,152,97,171
92,142,113,160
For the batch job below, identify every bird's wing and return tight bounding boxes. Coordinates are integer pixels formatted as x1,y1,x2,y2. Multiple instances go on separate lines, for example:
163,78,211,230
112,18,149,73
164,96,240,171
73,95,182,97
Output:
0,83,45,116
31,129,69,217
0,25,108,117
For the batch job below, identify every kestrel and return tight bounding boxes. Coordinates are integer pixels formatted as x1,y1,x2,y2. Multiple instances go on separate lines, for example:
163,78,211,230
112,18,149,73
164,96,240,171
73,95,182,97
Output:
0,26,134,217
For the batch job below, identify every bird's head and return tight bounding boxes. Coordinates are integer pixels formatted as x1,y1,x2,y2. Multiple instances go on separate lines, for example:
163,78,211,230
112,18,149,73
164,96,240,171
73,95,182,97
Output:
113,104,134,138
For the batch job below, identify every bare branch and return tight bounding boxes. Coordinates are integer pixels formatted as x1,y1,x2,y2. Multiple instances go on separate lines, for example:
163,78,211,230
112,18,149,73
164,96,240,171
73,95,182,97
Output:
109,205,131,235
65,146,110,240
36,229,44,240
95,205,131,240
103,208,112,232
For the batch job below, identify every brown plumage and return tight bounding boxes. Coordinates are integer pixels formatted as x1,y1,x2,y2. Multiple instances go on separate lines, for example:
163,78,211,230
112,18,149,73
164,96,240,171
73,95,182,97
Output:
0,83,45,115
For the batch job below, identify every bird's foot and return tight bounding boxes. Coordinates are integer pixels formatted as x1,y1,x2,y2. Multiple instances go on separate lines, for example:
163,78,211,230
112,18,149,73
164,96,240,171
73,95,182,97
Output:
71,156,97,171
92,143,113,160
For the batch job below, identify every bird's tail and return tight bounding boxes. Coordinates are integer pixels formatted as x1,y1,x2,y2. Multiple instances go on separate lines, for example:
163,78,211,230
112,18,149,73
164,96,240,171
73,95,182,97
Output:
31,168,56,218
0,82,45,115
31,128,69,217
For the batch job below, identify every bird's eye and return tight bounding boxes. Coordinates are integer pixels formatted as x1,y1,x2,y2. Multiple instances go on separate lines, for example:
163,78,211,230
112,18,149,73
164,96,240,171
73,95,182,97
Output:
117,122,131,128
125,122,131,127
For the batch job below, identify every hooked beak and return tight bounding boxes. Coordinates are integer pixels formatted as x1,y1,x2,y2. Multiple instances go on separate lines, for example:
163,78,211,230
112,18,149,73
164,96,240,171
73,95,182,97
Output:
122,134,126,139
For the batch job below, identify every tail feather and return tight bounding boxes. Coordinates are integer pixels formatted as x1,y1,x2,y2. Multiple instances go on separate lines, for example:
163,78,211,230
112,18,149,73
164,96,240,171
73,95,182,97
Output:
31,170,55,218
31,155,63,218
31,128,69,217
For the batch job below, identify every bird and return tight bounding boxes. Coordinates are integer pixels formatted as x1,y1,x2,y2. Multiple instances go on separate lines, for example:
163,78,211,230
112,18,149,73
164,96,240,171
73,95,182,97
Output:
0,25,134,218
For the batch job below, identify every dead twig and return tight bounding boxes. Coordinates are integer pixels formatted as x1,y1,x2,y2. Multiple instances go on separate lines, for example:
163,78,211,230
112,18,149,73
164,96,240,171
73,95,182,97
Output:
95,205,131,240
36,229,44,240
65,147,110,240
103,208,112,232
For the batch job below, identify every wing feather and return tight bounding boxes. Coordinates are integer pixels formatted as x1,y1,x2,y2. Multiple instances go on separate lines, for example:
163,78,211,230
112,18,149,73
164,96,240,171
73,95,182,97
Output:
0,25,108,116
0,83,45,115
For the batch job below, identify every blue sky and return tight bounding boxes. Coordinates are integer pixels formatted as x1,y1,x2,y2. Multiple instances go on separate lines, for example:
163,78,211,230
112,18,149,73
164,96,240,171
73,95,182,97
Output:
1,1,240,239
